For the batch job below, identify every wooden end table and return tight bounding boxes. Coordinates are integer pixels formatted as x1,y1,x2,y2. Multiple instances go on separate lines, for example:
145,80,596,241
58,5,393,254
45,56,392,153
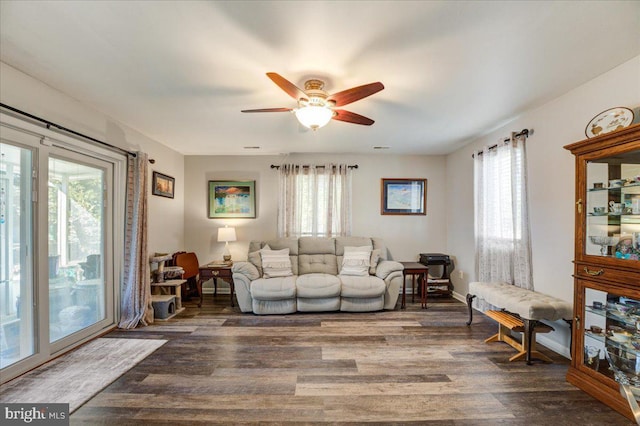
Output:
399,262,429,309
199,263,235,307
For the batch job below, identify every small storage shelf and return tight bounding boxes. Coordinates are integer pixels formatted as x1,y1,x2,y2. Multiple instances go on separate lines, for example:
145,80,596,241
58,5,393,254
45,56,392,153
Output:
419,253,452,297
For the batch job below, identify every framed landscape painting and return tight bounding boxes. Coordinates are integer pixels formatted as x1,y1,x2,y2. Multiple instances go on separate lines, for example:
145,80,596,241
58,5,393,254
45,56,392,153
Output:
208,180,256,218
381,178,427,215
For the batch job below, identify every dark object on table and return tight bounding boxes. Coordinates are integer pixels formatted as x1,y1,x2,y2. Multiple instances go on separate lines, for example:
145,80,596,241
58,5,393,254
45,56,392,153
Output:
419,253,452,297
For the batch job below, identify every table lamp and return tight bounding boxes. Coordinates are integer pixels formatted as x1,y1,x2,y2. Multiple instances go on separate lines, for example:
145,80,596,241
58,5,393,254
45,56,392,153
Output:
217,226,237,264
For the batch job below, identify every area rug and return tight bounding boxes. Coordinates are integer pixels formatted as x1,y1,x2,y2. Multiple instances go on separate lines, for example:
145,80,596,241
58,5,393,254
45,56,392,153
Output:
0,338,166,413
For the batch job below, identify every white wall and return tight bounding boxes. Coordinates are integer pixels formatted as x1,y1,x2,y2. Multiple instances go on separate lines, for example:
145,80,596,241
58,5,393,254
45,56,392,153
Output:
446,55,640,356
184,153,447,268
6,49,638,358
0,62,185,253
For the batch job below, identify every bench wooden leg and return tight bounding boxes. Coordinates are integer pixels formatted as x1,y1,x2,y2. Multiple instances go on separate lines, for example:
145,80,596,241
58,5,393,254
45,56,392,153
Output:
466,294,476,325
521,319,554,364
510,320,553,363
509,342,553,363
564,319,574,358
484,311,554,364
485,321,511,343
524,319,536,365
485,323,524,352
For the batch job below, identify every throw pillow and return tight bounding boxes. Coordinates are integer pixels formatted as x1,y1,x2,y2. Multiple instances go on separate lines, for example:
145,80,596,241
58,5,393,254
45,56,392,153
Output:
261,247,293,278
340,246,372,276
248,244,271,277
369,248,382,275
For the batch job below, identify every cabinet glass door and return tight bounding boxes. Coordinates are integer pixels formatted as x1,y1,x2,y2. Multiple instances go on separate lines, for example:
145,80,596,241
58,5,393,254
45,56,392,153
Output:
584,288,640,387
585,150,640,260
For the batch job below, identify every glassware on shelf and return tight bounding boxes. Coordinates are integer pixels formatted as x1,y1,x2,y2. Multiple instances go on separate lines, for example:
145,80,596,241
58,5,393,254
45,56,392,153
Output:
589,235,620,256
584,346,601,370
605,349,640,424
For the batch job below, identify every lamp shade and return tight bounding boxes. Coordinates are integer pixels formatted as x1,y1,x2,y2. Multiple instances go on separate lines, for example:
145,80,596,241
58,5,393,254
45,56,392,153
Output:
217,226,237,242
295,106,333,130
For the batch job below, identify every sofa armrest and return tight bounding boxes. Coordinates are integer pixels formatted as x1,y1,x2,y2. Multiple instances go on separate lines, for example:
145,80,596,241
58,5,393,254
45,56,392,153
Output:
375,260,404,280
232,261,260,281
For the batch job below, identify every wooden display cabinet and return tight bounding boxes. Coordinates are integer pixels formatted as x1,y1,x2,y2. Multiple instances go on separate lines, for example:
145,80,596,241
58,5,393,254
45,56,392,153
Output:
564,124,640,421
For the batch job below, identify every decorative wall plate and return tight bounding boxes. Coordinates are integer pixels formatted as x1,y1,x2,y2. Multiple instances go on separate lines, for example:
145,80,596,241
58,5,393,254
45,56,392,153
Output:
585,107,634,138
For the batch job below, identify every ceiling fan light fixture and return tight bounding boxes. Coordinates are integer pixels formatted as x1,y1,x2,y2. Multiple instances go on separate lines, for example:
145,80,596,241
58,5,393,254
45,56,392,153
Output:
242,73,382,128
295,105,333,130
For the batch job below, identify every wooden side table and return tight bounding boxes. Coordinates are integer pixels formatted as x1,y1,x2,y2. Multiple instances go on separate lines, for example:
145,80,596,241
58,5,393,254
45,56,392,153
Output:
399,262,429,309
199,263,235,307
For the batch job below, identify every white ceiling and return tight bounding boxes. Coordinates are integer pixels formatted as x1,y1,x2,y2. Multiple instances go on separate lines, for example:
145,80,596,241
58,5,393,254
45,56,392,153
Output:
1,1,639,155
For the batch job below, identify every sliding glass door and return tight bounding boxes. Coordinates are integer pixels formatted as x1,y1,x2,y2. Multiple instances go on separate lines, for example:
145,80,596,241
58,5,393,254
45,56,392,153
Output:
48,156,108,343
0,113,124,383
0,142,35,369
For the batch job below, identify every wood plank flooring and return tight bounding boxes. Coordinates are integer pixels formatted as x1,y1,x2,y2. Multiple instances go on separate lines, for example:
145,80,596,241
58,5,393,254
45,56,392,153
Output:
71,295,633,425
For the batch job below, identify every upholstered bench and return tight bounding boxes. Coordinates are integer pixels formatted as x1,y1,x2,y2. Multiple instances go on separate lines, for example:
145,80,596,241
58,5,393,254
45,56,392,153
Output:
466,281,573,364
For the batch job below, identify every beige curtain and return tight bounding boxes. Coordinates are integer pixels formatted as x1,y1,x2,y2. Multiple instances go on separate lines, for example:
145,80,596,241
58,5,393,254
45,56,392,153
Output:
277,163,352,238
119,152,153,328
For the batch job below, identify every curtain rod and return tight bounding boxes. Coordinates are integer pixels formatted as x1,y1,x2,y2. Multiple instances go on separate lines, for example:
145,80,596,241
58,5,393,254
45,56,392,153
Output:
472,128,533,158
0,103,149,160
270,164,358,170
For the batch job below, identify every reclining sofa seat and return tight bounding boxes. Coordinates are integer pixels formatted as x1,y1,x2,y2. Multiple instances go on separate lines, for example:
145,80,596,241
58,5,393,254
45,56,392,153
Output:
231,236,404,315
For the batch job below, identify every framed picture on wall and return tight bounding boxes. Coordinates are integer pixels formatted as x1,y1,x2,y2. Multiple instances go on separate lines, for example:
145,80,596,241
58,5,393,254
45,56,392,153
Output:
208,180,256,218
152,171,175,198
381,178,427,215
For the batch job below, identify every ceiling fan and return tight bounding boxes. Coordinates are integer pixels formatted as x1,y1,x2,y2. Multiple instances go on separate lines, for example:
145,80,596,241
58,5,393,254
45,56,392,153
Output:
241,72,384,130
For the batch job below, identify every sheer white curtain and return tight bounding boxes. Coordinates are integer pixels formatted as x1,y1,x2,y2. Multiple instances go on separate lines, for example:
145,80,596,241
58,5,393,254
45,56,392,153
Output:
277,164,352,238
474,133,533,290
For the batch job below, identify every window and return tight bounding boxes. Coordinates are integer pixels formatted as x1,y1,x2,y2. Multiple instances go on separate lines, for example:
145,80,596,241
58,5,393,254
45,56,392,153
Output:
474,135,533,289
277,164,352,238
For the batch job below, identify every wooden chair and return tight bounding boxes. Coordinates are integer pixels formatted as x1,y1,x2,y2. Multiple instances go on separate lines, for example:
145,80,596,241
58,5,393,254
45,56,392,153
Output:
173,252,202,307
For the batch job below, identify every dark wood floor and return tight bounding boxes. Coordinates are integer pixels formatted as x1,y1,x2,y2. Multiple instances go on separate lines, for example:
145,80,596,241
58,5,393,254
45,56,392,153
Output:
71,294,633,425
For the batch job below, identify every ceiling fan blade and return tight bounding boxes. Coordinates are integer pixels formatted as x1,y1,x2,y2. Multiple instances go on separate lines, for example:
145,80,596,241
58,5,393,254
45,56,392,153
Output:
328,82,384,107
266,72,308,102
241,107,292,113
332,109,375,126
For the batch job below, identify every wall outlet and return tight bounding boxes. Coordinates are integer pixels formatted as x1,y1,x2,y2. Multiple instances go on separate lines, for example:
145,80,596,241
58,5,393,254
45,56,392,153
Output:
458,270,464,279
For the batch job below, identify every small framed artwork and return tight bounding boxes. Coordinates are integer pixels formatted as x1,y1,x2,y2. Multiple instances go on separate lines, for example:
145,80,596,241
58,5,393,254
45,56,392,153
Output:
208,180,256,218
152,171,175,199
381,178,427,215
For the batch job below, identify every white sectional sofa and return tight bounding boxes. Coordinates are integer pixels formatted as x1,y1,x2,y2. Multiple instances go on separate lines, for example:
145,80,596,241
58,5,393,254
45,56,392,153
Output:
231,236,404,315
